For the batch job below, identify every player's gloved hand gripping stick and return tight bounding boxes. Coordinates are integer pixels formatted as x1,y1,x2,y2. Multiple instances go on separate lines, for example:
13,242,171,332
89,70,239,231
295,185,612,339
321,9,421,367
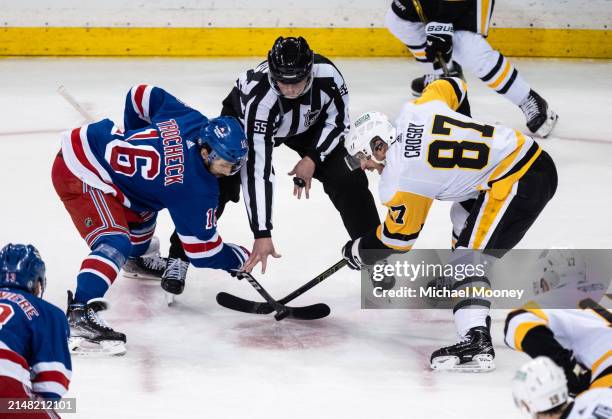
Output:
411,0,450,76
218,260,347,320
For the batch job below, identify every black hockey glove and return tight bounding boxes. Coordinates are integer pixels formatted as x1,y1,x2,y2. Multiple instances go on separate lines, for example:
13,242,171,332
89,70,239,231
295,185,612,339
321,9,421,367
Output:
564,358,591,397
342,238,364,270
425,22,454,64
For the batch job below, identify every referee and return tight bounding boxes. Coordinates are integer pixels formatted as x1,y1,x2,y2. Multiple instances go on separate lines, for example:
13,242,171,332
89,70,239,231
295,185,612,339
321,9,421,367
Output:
162,36,380,289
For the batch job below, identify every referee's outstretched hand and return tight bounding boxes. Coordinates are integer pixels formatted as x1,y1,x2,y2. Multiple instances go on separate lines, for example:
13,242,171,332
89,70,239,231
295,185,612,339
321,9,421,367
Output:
242,237,282,274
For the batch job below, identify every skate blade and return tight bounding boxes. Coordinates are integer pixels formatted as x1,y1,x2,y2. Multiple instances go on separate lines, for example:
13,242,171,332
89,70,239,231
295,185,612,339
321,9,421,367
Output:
165,292,175,306
122,271,162,281
431,354,495,372
69,337,127,356
536,110,559,138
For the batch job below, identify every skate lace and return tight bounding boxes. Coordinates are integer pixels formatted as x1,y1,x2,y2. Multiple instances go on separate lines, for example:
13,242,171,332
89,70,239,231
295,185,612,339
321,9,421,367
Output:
142,254,167,271
520,95,539,122
86,307,113,331
424,73,438,87
164,258,188,280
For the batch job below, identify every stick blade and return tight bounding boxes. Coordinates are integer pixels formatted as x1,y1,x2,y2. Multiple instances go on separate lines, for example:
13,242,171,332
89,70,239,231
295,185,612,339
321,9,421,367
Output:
216,292,273,314
288,303,331,320
216,292,331,320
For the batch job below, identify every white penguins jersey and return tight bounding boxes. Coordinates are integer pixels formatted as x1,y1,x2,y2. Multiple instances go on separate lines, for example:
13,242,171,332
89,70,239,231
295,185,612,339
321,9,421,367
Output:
566,388,612,418
504,290,612,390
375,77,542,250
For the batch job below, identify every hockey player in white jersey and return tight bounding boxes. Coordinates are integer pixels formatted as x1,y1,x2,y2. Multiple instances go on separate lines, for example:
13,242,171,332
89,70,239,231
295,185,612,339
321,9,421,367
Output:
505,251,611,396
385,0,558,138
341,77,558,371
513,357,612,419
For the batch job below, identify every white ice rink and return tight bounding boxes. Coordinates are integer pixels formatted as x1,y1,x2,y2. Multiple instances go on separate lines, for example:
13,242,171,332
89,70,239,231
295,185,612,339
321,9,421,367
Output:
1,57,611,418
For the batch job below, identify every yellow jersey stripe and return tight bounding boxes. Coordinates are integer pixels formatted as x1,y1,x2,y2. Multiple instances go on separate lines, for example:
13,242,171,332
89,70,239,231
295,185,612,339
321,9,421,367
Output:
472,189,512,249
589,373,612,390
592,350,612,376
488,60,511,89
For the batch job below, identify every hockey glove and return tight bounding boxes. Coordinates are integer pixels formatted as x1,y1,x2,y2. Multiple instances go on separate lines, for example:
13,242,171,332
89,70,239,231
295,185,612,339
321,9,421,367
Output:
564,358,591,397
425,22,454,64
342,238,364,270
227,244,251,278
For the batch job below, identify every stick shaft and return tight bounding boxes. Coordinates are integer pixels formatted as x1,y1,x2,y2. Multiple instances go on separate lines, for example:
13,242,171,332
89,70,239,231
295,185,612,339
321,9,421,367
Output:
57,85,95,122
278,259,347,305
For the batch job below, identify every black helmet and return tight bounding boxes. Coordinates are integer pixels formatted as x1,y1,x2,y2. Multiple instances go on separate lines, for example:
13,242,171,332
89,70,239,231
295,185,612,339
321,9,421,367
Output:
267,36,314,97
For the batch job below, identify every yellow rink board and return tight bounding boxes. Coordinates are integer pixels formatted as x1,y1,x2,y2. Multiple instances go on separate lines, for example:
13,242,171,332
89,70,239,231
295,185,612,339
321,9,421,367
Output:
1,27,610,58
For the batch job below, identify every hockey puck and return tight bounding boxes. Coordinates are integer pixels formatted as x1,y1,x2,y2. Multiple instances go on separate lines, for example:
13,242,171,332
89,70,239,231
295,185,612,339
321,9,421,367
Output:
293,177,306,188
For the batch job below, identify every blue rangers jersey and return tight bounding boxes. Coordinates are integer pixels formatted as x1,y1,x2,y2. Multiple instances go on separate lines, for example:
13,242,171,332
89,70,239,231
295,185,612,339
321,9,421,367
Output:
0,288,71,399
60,85,247,270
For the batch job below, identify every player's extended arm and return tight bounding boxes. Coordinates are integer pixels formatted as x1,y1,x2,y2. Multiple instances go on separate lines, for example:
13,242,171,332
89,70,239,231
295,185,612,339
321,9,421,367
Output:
123,84,199,131
176,230,249,271
170,206,249,271
343,191,432,268
415,77,471,116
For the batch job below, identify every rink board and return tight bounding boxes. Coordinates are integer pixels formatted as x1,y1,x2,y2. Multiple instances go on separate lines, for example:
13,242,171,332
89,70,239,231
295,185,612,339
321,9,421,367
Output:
0,27,610,58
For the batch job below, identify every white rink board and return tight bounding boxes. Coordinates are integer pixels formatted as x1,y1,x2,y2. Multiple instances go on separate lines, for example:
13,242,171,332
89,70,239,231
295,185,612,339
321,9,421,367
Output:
0,0,609,29
0,57,611,418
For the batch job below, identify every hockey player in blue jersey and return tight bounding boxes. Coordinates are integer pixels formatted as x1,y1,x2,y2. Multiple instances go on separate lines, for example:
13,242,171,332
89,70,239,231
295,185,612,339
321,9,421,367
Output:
0,244,72,417
51,85,249,355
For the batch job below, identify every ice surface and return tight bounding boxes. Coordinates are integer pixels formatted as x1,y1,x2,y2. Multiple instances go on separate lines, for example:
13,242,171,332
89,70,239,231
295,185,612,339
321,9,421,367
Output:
0,57,611,418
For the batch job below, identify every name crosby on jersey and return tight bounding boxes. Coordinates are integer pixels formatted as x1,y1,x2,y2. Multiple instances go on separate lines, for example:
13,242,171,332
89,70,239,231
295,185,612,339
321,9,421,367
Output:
402,123,424,158
156,119,185,186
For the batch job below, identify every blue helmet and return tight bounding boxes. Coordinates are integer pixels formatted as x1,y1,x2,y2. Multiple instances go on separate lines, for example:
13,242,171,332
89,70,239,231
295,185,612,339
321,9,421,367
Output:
198,116,248,175
0,243,46,297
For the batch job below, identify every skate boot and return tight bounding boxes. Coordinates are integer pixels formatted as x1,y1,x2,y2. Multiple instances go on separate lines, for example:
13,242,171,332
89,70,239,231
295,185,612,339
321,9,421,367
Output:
519,89,558,138
430,324,495,372
66,291,126,356
411,62,463,97
123,237,167,280
161,257,189,295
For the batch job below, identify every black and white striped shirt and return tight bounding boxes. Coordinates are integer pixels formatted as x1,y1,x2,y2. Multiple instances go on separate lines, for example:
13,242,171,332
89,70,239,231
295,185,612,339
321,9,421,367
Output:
224,54,350,238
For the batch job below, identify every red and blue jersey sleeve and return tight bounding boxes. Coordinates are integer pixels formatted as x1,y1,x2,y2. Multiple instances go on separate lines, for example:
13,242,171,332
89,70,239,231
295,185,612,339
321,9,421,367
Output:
29,304,72,399
123,85,203,131
169,199,248,271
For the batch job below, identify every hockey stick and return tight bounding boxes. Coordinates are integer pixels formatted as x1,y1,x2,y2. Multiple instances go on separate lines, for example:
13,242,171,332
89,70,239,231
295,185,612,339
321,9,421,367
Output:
57,85,96,122
411,0,450,76
229,269,330,321
217,259,346,318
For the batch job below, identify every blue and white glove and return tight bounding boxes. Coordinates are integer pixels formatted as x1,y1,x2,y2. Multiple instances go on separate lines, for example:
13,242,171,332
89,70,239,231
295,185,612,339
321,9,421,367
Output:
227,243,250,277
342,238,364,270
425,22,454,64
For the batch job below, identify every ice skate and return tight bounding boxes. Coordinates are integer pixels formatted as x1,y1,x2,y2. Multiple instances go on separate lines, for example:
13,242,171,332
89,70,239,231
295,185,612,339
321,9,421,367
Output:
161,257,189,295
519,89,558,138
430,325,495,372
123,237,167,280
66,291,126,356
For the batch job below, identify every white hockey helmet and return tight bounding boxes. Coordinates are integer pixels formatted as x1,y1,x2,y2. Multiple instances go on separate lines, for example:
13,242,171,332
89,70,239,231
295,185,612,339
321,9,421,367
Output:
344,111,396,170
533,249,587,295
512,357,569,417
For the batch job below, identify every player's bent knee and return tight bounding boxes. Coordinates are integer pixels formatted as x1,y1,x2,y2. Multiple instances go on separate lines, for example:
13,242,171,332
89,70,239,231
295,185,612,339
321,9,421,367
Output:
92,235,132,268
